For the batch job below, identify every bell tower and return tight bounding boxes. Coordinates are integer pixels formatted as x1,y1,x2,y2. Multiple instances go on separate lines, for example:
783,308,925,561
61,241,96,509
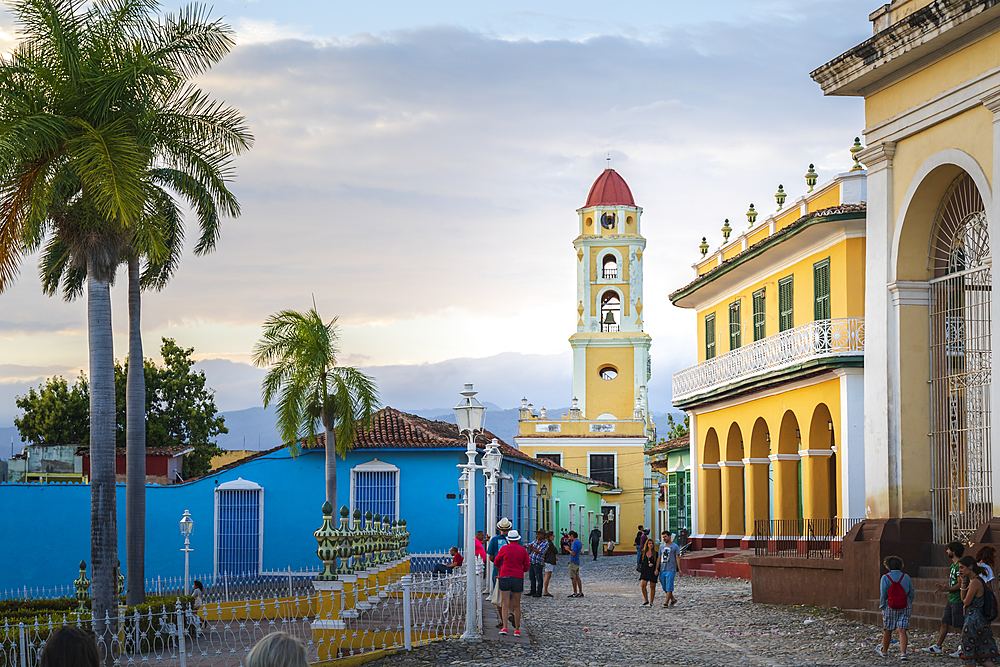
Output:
570,168,651,421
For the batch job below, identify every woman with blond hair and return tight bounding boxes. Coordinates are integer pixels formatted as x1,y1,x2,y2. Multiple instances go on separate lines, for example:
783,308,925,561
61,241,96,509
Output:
639,536,658,606
247,632,308,667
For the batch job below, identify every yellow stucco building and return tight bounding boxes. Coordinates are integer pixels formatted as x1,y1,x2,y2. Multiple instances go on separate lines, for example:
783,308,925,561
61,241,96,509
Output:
671,165,868,549
515,169,656,550
811,0,1000,544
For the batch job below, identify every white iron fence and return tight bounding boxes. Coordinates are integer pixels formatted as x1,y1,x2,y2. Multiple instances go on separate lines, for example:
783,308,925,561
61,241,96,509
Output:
672,317,865,402
0,565,473,666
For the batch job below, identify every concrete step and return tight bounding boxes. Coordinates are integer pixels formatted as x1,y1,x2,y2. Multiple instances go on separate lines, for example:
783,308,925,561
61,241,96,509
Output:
919,566,951,580
845,608,1000,637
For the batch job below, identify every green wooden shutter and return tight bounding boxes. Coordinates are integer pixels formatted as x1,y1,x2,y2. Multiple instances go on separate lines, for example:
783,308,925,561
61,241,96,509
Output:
813,258,831,321
752,289,766,341
667,472,679,533
684,470,692,532
778,276,794,332
705,313,716,359
729,300,741,350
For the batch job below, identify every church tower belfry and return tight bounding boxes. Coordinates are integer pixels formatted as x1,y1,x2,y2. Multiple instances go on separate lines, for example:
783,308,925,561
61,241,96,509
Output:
571,169,651,422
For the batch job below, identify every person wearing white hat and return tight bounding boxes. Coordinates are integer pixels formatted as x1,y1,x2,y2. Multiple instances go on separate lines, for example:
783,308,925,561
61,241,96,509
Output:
495,529,529,637
487,518,513,628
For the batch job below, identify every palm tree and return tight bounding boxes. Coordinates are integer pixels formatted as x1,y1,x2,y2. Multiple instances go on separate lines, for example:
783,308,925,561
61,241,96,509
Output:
252,307,380,507
0,0,250,636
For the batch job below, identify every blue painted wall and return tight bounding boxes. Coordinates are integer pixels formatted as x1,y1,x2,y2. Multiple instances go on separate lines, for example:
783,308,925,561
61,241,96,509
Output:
0,445,496,592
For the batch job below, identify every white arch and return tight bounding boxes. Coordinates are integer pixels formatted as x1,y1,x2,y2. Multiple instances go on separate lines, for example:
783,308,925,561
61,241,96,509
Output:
890,148,992,279
596,247,624,283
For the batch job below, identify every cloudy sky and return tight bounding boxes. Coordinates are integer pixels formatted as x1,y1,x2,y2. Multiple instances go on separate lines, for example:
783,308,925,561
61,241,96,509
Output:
0,0,871,425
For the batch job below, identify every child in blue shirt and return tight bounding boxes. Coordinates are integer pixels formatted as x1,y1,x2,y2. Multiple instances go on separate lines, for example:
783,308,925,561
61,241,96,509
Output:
878,555,916,660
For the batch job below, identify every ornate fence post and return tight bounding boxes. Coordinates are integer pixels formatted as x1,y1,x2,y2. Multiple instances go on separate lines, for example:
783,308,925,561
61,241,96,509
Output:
176,603,187,667
401,574,413,651
314,502,338,581
372,513,383,566
401,519,410,557
74,561,90,613
337,506,353,575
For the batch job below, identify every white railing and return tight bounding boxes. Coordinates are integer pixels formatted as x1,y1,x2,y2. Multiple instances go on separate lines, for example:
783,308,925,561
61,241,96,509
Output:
0,565,471,666
672,317,864,402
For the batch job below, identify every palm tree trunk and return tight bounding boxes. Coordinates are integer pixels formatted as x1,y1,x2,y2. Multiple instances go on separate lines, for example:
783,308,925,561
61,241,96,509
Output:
125,258,145,606
88,263,118,659
324,414,337,510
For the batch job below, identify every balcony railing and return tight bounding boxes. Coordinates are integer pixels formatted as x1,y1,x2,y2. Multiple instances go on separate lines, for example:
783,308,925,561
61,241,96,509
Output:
672,317,864,403
602,268,618,279
753,518,863,559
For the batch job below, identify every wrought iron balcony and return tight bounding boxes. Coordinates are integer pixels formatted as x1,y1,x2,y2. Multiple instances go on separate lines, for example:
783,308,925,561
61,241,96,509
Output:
672,317,864,403
602,268,618,279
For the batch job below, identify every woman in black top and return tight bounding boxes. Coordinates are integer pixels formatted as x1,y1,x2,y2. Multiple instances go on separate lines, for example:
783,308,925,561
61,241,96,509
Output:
542,531,558,597
639,538,658,606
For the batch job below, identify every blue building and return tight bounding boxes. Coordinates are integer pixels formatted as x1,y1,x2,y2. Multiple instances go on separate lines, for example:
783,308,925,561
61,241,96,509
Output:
0,408,556,592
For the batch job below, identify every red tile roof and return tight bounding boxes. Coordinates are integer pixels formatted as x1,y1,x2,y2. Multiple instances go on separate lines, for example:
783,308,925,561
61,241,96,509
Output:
583,169,635,208
646,434,689,456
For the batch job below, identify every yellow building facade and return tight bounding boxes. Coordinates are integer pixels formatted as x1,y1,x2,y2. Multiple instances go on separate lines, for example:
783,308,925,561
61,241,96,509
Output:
812,0,1000,543
516,169,656,550
671,169,867,548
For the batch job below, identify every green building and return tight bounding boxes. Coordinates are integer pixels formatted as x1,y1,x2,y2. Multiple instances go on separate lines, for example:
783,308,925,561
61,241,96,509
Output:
648,434,692,537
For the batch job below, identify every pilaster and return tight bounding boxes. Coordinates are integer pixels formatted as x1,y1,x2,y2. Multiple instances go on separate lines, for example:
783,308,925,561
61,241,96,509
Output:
982,89,1000,515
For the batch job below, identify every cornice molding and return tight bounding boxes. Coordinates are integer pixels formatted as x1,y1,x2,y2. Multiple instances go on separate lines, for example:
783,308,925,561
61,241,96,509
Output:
857,142,896,171
888,280,931,306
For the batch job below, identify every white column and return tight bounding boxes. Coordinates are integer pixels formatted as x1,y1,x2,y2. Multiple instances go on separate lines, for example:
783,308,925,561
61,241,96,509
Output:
835,368,866,519
688,410,701,537
857,141,897,518
983,91,1000,515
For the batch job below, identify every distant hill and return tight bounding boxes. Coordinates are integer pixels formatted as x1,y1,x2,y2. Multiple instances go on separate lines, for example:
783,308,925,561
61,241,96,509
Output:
215,406,283,452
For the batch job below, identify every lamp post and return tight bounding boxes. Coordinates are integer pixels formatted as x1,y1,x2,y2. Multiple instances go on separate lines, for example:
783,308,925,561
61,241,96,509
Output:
179,510,194,595
454,383,486,642
482,439,503,584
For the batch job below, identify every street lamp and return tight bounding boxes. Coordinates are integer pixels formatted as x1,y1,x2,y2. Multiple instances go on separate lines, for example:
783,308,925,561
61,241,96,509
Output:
482,439,503,585
179,510,194,595
454,383,486,642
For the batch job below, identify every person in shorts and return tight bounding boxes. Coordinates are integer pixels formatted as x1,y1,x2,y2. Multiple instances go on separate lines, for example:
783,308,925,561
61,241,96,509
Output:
877,555,915,659
657,530,681,607
923,541,966,657
567,531,583,597
542,530,557,596
494,530,529,637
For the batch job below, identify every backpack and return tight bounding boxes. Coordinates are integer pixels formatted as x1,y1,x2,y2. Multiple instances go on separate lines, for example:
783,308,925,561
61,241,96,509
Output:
982,578,999,623
886,572,908,610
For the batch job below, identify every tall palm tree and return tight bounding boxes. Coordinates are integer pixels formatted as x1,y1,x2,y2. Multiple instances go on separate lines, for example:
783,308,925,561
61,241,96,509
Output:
0,0,251,638
252,307,380,507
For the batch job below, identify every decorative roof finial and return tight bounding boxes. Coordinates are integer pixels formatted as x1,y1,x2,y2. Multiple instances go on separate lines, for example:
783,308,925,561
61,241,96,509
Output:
775,184,786,210
805,164,817,192
606,153,612,170
850,138,864,171
746,204,757,228
721,219,732,242
699,237,709,257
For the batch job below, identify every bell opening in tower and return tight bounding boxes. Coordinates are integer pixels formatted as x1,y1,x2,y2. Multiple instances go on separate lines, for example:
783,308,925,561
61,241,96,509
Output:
601,291,621,332
602,254,618,280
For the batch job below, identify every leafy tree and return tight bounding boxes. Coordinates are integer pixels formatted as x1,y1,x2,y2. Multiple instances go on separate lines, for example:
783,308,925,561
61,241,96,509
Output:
252,306,380,508
662,413,690,441
14,374,89,445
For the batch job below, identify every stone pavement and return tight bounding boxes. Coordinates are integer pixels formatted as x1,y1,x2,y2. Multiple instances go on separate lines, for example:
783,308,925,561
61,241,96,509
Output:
369,555,961,666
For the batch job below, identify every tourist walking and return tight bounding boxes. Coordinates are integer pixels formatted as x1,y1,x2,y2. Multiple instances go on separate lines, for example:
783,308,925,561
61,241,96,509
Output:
638,536,658,606
542,530,557,597
526,529,546,597
487,518,512,628
634,525,645,568
589,526,601,560
923,541,965,657
956,555,998,667
657,530,681,607
567,530,584,597
876,555,915,659
495,530,529,637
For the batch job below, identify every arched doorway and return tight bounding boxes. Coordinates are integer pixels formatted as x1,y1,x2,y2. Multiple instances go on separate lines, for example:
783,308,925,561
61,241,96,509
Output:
700,428,722,536
929,172,992,543
722,423,745,537
744,417,770,539
804,404,835,525
773,411,802,523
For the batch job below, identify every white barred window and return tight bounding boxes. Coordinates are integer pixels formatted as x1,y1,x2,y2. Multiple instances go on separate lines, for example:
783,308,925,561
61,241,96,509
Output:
214,478,264,581
350,459,400,523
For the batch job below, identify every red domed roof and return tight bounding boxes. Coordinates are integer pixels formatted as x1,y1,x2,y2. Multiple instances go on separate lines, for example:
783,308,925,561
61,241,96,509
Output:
584,169,635,208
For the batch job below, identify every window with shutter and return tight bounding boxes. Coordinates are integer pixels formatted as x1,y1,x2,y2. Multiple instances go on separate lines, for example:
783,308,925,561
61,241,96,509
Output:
705,313,716,359
753,289,766,341
778,276,794,331
729,299,741,350
814,258,831,320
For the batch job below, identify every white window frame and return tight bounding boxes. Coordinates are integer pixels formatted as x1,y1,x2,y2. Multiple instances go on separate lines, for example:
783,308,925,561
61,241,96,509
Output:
498,472,515,522
213,477,264,581
587,451,619,487
350,459,401,525
568,502,576,533
601,500,621,544
533,451,564,467
529,479,539,536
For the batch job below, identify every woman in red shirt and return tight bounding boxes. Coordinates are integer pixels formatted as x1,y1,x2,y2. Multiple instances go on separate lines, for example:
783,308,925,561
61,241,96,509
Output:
494,529,529,637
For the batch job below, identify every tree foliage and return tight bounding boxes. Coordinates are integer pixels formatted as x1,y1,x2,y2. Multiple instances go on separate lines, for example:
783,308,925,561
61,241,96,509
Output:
662,413,690,441
15,338,226,476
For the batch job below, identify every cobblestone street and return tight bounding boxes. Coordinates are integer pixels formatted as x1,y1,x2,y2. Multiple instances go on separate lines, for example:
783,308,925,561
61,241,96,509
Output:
371,556,952,667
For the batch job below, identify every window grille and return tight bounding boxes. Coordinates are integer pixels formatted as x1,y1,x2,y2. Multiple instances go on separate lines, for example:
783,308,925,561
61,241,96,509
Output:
214,479,264,581
814,259,831,321
705,314,716,360
352,468,399,523
778,276,794,332
753,289,766,341
729,299,742,351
